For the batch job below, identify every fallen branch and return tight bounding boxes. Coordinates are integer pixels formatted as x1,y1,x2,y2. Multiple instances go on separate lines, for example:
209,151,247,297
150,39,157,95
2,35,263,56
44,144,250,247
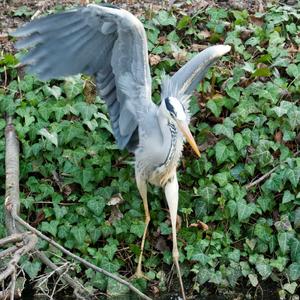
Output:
4,117,20,235
0,233,37,282
245,165,279,190
245,150,300,190
34,251,90,298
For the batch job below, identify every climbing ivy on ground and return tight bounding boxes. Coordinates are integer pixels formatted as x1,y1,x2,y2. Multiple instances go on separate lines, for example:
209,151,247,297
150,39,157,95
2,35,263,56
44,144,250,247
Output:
0,2,300,299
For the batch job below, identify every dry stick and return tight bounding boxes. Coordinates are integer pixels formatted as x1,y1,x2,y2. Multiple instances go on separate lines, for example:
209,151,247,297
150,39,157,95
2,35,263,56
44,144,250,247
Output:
10,271,16,300
0,246,18,259
0,234,38,283
0,233,25,246
5,117,21,235
34,251,91,299
245,150,300,190
245,165,279,190
12,214,152,300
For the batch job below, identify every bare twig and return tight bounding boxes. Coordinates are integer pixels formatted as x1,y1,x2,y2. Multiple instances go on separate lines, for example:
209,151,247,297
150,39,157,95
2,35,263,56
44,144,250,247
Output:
0,245,18,259
10,271,16,300
245,150,300,190
245,165,279,190
34,251,91,299
0,233,38,283
0,233,24,246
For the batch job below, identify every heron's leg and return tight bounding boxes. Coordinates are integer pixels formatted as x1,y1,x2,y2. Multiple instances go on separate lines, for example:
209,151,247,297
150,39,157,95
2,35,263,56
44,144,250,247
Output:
164,173,186,300
134,178,150,278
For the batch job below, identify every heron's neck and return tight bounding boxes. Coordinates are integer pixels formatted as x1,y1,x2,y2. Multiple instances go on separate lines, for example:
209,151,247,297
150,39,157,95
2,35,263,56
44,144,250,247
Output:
157,107,178,166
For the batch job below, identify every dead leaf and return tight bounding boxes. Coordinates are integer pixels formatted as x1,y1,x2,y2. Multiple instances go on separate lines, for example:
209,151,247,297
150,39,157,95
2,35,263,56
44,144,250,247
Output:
158,36,166,44
198,30,211,39
249,15,264,27
84,79,97,104
108,193,124,206
176,214,182,232
173,50,187,64
190,44,207,52
149,54,161,66
108,206,124,224
155,236,169,252
274,130,282,143
189,220,209,231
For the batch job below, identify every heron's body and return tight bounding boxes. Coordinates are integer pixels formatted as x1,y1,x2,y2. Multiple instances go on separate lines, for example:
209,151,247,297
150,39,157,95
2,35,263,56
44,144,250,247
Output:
12,4,230,299
135,106,183,187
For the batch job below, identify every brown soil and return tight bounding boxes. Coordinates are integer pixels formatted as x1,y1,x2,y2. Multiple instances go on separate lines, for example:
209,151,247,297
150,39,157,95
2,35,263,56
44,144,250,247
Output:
0,0,269,54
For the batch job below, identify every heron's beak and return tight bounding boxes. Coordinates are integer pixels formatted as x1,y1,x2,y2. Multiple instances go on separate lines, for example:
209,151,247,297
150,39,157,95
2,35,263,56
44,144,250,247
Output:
176,120,200,157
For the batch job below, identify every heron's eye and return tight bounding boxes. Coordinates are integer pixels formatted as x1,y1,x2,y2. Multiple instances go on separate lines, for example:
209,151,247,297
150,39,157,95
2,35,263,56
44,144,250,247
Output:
164,97,186,121
165,97,176,116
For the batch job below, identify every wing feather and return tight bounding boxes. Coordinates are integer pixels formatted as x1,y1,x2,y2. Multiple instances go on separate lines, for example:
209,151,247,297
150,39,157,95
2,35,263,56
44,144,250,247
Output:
12,4,153,150
161,45,231,112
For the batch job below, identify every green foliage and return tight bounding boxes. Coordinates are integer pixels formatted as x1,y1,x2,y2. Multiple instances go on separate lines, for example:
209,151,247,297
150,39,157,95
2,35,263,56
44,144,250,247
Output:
1,2,300,298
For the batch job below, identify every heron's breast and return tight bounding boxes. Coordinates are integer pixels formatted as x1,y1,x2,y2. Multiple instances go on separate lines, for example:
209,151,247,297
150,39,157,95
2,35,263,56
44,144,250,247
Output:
148,139,183,187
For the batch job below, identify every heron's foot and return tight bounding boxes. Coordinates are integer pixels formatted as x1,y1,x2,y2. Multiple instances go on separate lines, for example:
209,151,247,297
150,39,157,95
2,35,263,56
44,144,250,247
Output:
131,268,150,280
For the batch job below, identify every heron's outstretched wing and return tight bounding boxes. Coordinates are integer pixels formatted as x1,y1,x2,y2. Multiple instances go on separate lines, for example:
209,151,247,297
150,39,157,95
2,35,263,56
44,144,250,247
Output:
161,45,231,110
12,4,153,150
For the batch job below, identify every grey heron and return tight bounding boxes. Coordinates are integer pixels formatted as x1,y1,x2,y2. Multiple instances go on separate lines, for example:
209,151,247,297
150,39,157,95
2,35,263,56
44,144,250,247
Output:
12,4,230,299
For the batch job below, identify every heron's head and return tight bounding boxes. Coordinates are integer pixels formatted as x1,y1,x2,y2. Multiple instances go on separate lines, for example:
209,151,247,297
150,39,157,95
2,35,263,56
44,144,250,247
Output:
163,97,200,157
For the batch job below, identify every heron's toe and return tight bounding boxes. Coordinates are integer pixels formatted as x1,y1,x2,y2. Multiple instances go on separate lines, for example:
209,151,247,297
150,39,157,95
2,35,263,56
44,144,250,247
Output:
131,269,150,280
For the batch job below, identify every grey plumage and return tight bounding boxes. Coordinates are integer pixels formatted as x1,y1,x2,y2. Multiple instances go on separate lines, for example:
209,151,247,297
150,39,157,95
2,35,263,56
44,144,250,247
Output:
12,4,230,299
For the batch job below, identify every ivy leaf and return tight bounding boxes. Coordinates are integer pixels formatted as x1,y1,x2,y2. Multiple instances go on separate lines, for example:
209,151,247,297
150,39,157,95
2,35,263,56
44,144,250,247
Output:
73,102,98,121
206,99,223,117
87,197,106,217
192,252,210,265
53,204,67,220
233,133,244,150
248,274,258,287
237,199,256,222
215,141,229,165
213,123,234,139
282,190,295,203
283,282,297,295
290,238,300,263
256,263,272,279
130,222,145,238
40,220,59,237
278,232,294,254
197,184,217,202
288,263,300,281
64,75,84,99
257,196,274,212
71,226,86,244
254,223,272,242
103,243,118,261
286,64,300,78
38,128,58,147
45,85,62,100
155,11,176,26
107,277,130,297
285,168,299,188
22,261,41,279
